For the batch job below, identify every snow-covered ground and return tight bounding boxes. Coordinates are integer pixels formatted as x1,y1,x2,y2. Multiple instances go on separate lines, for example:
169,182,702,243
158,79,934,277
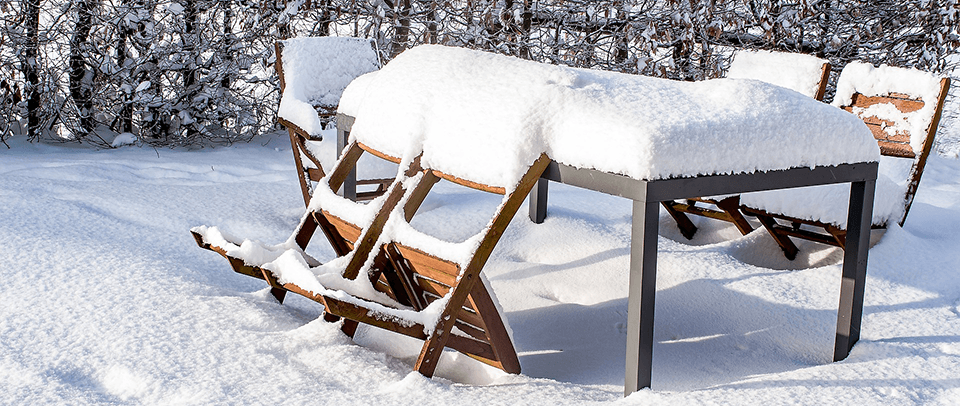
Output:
2,126,960,405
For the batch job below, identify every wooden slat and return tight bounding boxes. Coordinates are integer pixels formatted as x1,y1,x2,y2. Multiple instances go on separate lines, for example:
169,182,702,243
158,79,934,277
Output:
431,170,506,194
454,320,490,342
321,296,428,339
668,201,734,222
321,210,362,244
414,274,451,298
849,93,924,113
466,279,521,374
661,201,697,240
357,142,402,164
877,140,917,159
445,335,497,362
771,224,842,248
357,178,394,186
394,243,461,286
306,167,324,182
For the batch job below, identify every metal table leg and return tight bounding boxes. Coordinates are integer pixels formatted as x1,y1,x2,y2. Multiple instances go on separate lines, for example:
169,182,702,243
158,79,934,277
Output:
834,179,876,360
336,124,357,201
528,178,549,223
625,199,660,394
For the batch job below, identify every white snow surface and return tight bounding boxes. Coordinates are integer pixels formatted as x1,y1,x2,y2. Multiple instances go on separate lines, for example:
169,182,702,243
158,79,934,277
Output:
832,61,946,154
277,36,380,137
340,45,879,189
4,128,960,404
726,49,829,99
740,156,911,227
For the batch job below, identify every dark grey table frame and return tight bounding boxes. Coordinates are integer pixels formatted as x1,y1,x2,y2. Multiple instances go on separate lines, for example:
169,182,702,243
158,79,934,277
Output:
336,113,877,396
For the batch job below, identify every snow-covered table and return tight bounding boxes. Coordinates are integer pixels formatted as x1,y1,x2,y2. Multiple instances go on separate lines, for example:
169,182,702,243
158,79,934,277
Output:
333,44,880,395
337,114,878,394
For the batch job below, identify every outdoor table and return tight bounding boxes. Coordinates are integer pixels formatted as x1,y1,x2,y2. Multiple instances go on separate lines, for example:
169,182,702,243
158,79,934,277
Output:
336,113,878,395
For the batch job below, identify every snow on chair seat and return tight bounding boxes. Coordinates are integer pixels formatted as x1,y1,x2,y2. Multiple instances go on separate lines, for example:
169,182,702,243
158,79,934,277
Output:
661,49,833,240
274,37,387,206
739,62,951,258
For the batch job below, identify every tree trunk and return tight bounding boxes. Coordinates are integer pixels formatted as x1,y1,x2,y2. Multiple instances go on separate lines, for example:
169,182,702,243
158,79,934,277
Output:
22,0,41,140
389,0,411,58
115,1,134,134
69,0,97,137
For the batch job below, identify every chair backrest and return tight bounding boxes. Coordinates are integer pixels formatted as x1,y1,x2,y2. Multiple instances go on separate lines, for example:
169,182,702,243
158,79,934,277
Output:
275,36,380,108
726,49,831,100
379,154,550,374
833,62,951,225
275,37,381,139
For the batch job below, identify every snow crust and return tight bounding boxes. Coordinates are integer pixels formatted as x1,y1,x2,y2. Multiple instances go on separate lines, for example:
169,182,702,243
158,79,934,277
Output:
340,45,879,189
726,49,829,99
832,61,945,154
277,36,380,137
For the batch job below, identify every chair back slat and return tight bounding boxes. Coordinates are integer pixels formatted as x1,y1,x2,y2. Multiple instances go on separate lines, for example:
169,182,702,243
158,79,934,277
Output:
320,210,361,250
431,170,507,195
392,243,461,287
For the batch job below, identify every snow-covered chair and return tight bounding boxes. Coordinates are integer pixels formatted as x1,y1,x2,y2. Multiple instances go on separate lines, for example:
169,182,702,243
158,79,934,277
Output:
739,62,951,259
274,37,389,206
662,49,832,239
191,135,532,377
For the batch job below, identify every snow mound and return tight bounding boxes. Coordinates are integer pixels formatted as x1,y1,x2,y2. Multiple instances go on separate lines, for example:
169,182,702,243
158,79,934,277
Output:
726,49,829,99
341,45,879,189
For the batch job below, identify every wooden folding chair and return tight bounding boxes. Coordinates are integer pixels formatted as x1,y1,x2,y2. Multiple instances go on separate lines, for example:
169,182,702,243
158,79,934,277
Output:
192,140,542,376
370,153,551,376
274,37,391,206
662,50,832,240
739,63,951,259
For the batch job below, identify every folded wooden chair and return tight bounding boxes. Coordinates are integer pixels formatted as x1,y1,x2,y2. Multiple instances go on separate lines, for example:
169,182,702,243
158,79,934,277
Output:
193,140,420,322
370,153,550,376
661,50,832,239
274,37,391,206
192,139,541,376
739,63,951,259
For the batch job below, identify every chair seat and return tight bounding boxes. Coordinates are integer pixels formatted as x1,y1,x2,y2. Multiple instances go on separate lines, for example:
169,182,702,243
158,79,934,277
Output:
740,171,905,228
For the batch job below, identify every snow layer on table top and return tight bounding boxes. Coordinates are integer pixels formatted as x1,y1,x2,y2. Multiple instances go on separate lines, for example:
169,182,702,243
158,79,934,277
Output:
740,156,912,227
833,61,945,154
726,49,828,99
277,36,380,137
340,45,879,189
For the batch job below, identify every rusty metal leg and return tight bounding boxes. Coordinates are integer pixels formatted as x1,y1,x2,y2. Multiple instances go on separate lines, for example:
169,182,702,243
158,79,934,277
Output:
834,179,875,361
625,198,660,395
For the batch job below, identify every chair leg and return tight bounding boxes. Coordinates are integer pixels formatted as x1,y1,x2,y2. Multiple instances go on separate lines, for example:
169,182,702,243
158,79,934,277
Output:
753,213,800,260
340,319,359,338
414,329,451,378
825,225,847,249
269,287,287,304
715,196,754,235
661,201,698,240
